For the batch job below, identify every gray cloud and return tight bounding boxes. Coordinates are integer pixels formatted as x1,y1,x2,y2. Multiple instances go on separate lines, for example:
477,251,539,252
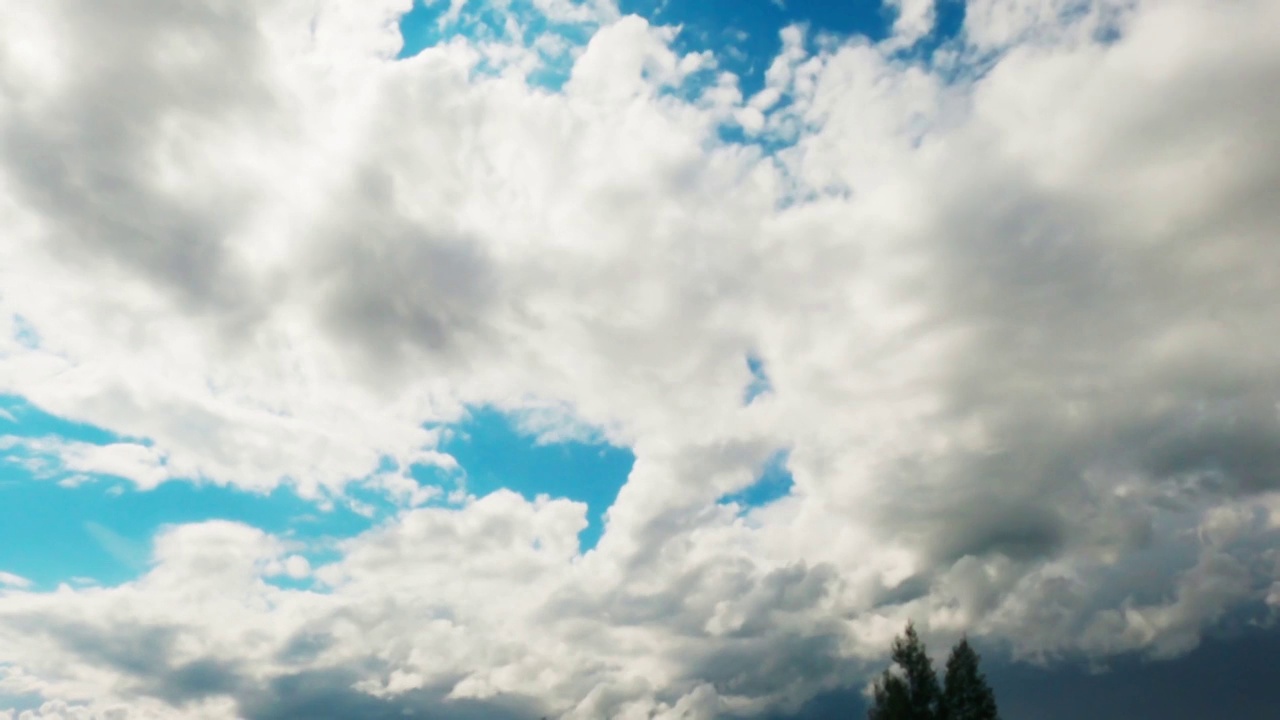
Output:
306,167,503,379
0,0,273,316
39,619,178,679
238,669,543,720
9,616,244,706
5,613,545,718
151,658,244,706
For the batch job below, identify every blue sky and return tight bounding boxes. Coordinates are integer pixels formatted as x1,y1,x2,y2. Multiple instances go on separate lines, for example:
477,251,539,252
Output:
2,0,1279,717
426,405,637,549
2,357,791,588
398,0,967,93
0,395,377,589
1,395,633,586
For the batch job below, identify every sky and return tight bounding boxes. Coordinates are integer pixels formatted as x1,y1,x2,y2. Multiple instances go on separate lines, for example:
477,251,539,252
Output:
0,0,1278,718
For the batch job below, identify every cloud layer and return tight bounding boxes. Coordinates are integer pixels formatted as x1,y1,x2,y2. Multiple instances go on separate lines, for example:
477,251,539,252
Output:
3,0,1280,716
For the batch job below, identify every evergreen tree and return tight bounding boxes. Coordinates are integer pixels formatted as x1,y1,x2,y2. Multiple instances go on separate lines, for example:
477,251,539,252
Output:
941,637,999,720
868,670,910,720
867,622,942,720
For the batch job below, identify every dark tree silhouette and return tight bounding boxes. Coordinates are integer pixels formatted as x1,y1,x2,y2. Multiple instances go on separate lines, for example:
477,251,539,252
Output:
867,622,942,720
868,669,911,720
942,637,1000,720
867,625,1000,720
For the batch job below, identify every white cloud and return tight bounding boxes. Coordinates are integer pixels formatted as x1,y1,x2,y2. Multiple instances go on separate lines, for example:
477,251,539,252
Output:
1,0,1280,716
5,438,169,489
0,572,31,590
885,0,937,46
962,0,1138,51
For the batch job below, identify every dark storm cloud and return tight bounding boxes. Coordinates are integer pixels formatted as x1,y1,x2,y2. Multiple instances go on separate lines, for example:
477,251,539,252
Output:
689,629,856,703
237,669,544,720
935,502,1067,564
274,627,337,665
1140,413,1280,496
772,624,1280,720
40,619,177,678
13,617,246,704
151,658,244,706
986,622,1280,720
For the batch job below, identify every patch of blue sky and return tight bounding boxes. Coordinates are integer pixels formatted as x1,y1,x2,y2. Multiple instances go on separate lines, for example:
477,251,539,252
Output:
398,0,592,90
719,449,794,510
397,0,451,58
0,394,636,591
930,0,967,49
0,461,380,590
425,405,635,551
620,0,893,99
744,353,773,404
0,396,383,590
618,1,901,151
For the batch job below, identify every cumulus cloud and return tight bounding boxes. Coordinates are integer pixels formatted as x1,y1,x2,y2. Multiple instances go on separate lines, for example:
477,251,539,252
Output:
885,0,937,46
2,0,1280,716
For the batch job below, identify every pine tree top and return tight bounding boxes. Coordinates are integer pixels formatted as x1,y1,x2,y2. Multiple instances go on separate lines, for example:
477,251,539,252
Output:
867,625,1000,720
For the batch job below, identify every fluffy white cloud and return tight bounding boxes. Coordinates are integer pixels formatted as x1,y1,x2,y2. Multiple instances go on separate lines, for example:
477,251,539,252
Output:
2,0,1280,716
885,0,937,46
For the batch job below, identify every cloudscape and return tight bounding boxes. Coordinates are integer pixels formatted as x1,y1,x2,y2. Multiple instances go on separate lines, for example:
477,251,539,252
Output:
2,0,1279,717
